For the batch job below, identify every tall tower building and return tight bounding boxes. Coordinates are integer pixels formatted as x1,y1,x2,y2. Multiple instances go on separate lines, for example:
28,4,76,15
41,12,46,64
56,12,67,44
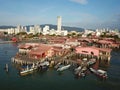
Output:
16,25,22,33
57,16,62,31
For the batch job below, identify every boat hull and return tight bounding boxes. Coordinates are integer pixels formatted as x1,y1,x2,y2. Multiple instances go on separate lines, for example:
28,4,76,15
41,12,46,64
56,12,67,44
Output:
20,68,37,76
57,65,71,72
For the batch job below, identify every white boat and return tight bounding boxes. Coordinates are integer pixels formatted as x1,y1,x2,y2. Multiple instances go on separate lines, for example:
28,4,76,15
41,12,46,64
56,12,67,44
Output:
97,69,108,78
20,63,37,76
40,61,49,66
87,59,96,66
89,68,98,74
89,68,107,79
4,64,9,72
74,66,82,75
54,62,61,69
78,72,86,77
75,66,82,71
57,64,71,72
77,67,88,77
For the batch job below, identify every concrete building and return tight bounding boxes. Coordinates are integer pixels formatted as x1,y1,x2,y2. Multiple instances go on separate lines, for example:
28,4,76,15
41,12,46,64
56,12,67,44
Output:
15,25,27,34
57,16,62,31
29,26,35,34
17,25,21,32
8,28,15,34
34,25,41,34
0,29,8,33
29,25,41,35
56,16,68,36
49,29,56,35
43,25,50,35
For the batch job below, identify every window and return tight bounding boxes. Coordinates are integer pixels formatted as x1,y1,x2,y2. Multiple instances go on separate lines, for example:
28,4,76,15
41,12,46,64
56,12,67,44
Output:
82,51,88,53
91,52,94,55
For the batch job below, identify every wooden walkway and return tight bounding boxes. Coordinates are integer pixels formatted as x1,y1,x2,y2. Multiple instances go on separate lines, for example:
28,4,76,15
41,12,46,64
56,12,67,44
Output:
0,41,15,44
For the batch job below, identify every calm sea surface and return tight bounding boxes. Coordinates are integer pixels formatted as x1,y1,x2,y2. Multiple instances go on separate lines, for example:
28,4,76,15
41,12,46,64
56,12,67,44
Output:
0,42,120,90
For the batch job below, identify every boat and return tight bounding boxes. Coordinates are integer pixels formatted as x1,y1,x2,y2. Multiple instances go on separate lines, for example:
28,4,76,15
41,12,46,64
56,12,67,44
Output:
57,64,71,72
77,71,86,77
54,62,62,69
40,61,49,66
74,66,82,75
4,64,9,72
75,66,82,71
87,58,96,66
75,67,88,77
20,63,37,76
89,68,97,73
38,61,50,71
89,68,107,79
97,69,108,79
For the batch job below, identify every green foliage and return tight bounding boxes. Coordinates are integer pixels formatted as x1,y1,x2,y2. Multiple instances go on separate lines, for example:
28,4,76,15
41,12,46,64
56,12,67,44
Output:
17,32,27,35
50,34,56,36
27,33,33,38
4,32,8,34
87,33,92,37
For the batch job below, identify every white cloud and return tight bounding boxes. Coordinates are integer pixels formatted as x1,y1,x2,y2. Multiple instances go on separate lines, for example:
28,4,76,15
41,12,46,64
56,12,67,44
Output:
70,0,88,5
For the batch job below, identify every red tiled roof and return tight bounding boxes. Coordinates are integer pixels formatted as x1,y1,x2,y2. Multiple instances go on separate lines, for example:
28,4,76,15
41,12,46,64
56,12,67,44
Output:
76,46,112,52
52,48,63,52
67,38,77,42
98,40,113,44
29,44,52,55
29,50,44,55
18,44,32,49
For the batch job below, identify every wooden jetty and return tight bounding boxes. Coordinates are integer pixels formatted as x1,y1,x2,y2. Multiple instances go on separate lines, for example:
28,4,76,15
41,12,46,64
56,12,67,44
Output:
0,41,15,44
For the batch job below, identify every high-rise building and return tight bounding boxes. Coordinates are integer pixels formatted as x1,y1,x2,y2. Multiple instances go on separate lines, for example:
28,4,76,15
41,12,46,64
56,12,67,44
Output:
43,25,50,35
17,25,21,33
34,25,41,34
43,25,49,32
57,16,62,31
16,25,27,33
29,25,41,35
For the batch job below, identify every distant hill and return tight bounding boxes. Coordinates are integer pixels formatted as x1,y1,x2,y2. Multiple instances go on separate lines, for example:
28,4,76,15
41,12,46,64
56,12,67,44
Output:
0,26,16,29
0,24,84,32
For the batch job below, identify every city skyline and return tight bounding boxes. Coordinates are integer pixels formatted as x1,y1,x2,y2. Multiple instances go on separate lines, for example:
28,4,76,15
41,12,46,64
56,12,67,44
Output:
0,0,120,29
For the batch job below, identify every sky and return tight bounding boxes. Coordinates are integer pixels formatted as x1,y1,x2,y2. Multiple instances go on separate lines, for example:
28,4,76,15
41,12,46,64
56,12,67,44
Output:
0,0,120,29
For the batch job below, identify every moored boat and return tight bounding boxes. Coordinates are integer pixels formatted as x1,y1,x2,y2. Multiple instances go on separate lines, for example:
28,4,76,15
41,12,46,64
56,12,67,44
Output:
97,69,108,79
54,62,62,69
87,58,96,66
89,68,107,79
57,64,71,72
20,63,37,76
74,66,82,75
39,61,49,66
37,61,50,71
75,67,88,77
4,64,9,72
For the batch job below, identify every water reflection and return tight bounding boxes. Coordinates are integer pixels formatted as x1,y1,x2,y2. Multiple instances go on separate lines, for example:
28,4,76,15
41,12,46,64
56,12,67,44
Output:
99,60,110,69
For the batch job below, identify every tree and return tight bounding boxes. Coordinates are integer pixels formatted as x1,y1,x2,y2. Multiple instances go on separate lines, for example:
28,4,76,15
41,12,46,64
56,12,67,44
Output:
77,33,82,37
28,33,33,38
4,32,8,35
87,33,92,37
17,32,27,35
71,32,77,37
